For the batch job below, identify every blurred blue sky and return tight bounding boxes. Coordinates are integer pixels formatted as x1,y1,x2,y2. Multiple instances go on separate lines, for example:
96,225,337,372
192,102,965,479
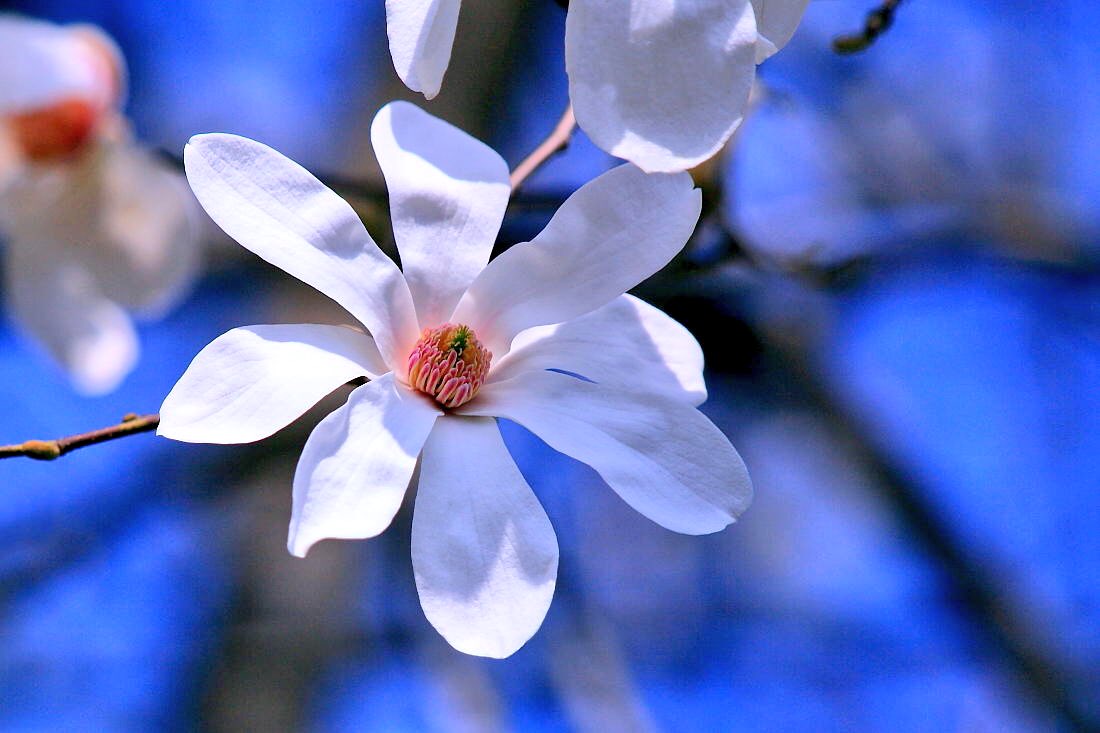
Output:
0,0,1097,730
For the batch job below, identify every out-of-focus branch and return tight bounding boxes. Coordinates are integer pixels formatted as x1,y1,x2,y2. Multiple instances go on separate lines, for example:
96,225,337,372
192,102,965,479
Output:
509,105,577,192
833,0,904,54
0,413,160,461
778,344,1095,732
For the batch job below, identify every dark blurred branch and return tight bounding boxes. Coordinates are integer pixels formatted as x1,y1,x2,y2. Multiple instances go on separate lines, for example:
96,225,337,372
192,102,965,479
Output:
833,0,904,54
509,104,576,192
0,413,159,460
759,328,1094,731
651,216,1096,729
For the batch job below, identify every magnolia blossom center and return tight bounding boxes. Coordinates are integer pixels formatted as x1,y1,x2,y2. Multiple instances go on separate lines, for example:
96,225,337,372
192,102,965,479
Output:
407,323,492,408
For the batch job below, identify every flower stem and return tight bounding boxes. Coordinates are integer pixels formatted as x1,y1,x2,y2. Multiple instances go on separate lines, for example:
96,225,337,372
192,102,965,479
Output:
509,105,577,193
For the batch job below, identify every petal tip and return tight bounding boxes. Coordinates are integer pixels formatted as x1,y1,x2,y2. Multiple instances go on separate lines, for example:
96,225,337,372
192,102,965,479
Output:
287,525,318,558
437,622,543,660
151,418,188,443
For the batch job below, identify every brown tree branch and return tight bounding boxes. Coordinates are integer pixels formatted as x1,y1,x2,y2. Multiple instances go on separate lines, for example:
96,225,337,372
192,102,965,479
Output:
0,413,160,461
509,105,577,192
833,0,905,54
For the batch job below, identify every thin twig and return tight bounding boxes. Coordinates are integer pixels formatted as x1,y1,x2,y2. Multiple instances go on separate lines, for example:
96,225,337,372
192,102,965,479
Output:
833,0,904,54
0,413,160,461
509,105,577,192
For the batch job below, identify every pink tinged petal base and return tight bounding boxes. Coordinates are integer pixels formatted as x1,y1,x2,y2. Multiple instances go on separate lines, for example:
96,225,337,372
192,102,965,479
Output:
413,416,558,658
452,164,701,358
289,373,441,558
371,101,510,328
566,0,758,173
159,324,387,445
183,133,419,370
461,370,751,535
385,0,462,100
490,293,707,406
4,239,137,395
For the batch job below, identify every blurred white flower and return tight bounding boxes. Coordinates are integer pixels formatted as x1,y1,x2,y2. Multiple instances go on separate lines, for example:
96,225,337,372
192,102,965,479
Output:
0,16,202,394
159,101,752,658
385,0,808,172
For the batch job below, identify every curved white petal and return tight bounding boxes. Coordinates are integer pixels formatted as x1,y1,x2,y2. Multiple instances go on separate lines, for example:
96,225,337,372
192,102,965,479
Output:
0,17,109,113
183,133,418,369
490,294,706,405
460,371,751,534
4,238,137,395
751,0,809,62
159,324,386,444
371,101,509,328
289,373,441,557
413,416,558,658
385,0,462,100
565,0,757,172
452,164,701,357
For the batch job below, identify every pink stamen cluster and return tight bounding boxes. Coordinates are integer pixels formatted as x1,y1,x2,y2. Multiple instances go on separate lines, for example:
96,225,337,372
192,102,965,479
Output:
407,323,492,408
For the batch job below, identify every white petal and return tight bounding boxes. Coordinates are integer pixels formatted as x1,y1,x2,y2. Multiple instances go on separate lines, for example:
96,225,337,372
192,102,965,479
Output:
490,294,707,405
451,164,701,357
4,238,137,395
0,17,107,112
371,101,509,328
385,0,462,100
289,373,441,557
158,324,387,444
751,0,809,62
565,0,758,172
183,133,418,369
460,370,751,534
413,415,558,658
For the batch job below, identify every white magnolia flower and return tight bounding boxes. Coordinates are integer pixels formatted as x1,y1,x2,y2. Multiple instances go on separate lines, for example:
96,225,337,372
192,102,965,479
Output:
159,101,752,658
0,15,202,394
385,0,809,173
